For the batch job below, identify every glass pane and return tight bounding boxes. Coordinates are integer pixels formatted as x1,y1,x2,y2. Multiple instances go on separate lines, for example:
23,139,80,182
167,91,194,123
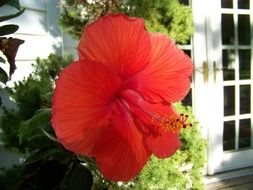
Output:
239,50,251,79
183,50,191,58
182,88,192,106
238,0,249,9
223,49,235,80
239,119,251,148
222,14,235,45
179,0,189,5
224,86,235,116
223,121,236,151
240,85,251,114
238,15,250,45
222,0,233,8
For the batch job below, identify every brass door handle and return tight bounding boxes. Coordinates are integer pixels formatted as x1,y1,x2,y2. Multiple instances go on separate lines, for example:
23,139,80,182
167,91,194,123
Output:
213,61,223,82
203,61,208,83
195,61,222,83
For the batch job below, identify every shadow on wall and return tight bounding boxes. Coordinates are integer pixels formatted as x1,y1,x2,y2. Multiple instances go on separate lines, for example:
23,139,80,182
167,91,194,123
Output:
1,0,66,85
37,0,78,57
0,150,21,170
40,0,63,55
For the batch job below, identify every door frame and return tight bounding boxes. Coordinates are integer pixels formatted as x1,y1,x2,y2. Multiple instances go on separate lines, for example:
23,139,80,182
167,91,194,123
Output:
192,0,253,175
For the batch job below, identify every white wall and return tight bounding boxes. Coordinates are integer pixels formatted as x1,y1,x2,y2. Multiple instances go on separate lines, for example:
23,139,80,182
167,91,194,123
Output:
63,33,78,59
0,0,77,169
1,0,64,85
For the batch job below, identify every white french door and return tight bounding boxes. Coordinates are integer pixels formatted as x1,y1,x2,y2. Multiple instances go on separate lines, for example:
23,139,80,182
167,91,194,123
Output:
192,0,253,175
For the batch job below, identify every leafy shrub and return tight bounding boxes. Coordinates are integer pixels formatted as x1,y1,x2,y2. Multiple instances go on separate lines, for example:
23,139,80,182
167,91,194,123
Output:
59,0,193,44
0,54,76,190
0,54,72,153
0,53,205,190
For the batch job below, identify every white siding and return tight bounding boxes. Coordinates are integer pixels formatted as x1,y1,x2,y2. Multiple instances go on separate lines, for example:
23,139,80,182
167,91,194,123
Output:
63,33,78,59
0,0,71,169
1,0,63,84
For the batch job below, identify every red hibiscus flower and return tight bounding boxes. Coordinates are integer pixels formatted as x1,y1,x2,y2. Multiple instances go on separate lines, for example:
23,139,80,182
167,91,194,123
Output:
52,13,193,181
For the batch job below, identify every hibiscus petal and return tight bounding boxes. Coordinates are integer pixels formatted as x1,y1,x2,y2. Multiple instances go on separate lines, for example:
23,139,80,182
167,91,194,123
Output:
78,13,150,79
119,89,181,158
146,132,181,159
127,34,193,103
120,89,175,134
52,60,121,155
92,100,151,181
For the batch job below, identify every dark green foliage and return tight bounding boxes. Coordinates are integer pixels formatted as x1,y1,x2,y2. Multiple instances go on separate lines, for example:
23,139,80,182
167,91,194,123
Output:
0,0,10,7
0,54,73,153
15,160,67,190
0,160,68,190
123,0,193,44
14,80,42,120
0,54,95,190
0,165,23,190
59,0,121,39
0,24,19,36
11,54,72,121
61,162,93,190
0,68,8,84
59,0,193,44
0,0,24,84
0,111,23,152
33,54,71,80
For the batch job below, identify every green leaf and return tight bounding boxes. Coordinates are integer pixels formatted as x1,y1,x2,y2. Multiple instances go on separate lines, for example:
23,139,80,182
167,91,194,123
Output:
61,162,93,190
41,128,58,142
0,56,6,63
0,8,25,22
71,163,93,190
0,67,8,84
19,160,68,189
6,0,21,10
0,0,11,7
29,108,52,127
25,147,65,165
19,108,52,142
0,24,19,36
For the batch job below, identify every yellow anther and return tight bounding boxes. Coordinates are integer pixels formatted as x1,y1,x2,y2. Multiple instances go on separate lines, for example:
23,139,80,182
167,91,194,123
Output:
152,113,192,133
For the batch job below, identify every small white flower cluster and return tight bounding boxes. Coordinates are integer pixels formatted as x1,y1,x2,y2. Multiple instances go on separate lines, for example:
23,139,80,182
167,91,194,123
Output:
80,9,88,21
87,0,95,4
60,0,66,6
117,181,135,188
76,4,89,21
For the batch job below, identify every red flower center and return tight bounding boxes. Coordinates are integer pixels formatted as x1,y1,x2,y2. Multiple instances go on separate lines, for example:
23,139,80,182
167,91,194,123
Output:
116,89,191,137
158,114,192,133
